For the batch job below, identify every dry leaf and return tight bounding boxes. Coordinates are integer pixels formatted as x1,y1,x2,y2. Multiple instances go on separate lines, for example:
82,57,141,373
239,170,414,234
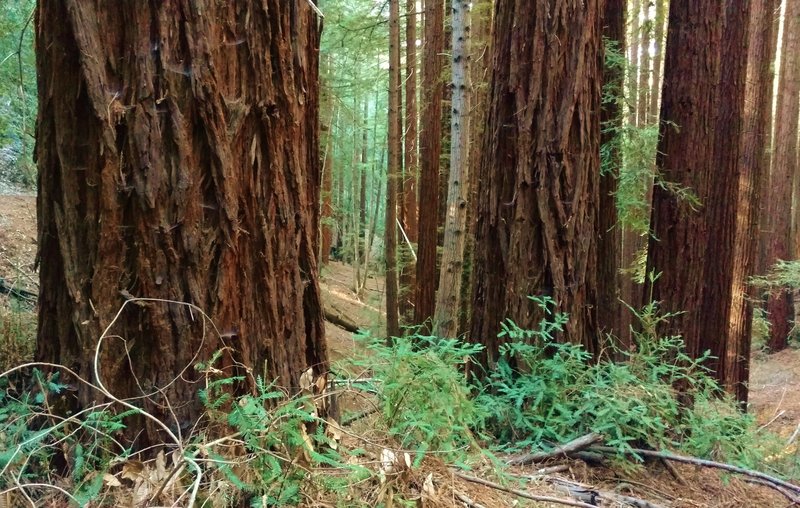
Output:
103,473,122,487
422,473,436,499
300,367,314,393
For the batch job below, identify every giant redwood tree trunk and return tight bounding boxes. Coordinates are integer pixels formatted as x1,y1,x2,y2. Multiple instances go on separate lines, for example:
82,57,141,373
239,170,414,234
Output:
35,1,328,446
645,1,751,380
470,0,602,361
765,0,800,352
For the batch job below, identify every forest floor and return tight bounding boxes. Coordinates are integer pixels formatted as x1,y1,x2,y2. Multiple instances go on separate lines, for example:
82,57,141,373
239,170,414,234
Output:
2,193,800,506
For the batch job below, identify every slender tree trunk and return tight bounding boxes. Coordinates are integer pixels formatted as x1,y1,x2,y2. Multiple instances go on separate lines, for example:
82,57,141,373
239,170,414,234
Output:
471,0,602,361
600,0,628,347
726,0,777,405
765,0,800,352
321,108,336,265
459,0,493,335
435,0,471,338
386,0,402,338
35,0,329,446
628,0,641,126
352,99,362,291
400,0,419,322
415,0,445,328
699,1,751,385
637,1,651,127
648,0,667,124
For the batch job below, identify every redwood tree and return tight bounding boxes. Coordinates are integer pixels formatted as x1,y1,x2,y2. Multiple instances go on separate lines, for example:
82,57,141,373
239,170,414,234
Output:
645,1,751,382
414,0,445,327
726,0,777,404
35,1,328,445
765,0,800,352
470,0,603,361
599,0,627,345
386,0,403,338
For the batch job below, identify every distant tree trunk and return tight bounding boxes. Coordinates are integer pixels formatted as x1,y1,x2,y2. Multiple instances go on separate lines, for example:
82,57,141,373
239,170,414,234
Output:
726,0,777,405
386,0,402,338
352,99,363,291
645,1,747,373
415,0,445,328
321,111,335,265
637,1,651,127
399,0,419,322
470,0,602,361
435,0,471,338
599,0,628,347
459,0,493,335
766,0,800,352
35,1,329,446
628,0,641,126
699,2,751,385
648,0,667,123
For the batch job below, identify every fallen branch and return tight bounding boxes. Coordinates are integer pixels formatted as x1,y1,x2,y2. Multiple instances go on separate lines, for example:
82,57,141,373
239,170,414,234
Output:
324,308,361,333
549,477,665,508
453,491,487,508
508,433,603,466
0,277,37,303
588,446,800,499
452,470,596,508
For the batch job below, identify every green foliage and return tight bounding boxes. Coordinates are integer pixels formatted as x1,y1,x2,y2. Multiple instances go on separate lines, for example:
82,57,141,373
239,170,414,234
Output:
345,332,486,460
0,0,36,187
475,297,793,474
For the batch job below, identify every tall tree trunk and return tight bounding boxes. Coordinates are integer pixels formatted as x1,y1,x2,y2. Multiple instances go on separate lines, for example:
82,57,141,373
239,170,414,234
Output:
600,0,628,347
699,1,751,386
470,0,602,362
35,1,328,446
400,0,419,322
435,0,471,338
459,0,493,335
637,0,651,127
765,0,799,352
352,99,363,291
386,0,402,338
415,0,445,328
645,1,750,378
321,109,336,265
726,0,777,404
628,0,641,126
648,0,667,124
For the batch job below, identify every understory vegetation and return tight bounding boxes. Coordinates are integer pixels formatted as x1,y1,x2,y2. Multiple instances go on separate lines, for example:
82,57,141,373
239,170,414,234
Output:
2,298,798,506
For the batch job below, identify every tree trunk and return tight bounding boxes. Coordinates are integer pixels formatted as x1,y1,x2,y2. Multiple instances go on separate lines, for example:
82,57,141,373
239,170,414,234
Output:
35,1,328,447
599,0,628,347
400,0,419,323
470,0,602,362
645,1,749,374
765,0,800,352
637,0,651,127
628,0,641,127
648,0,667,124
321,110,335,265
386,0,402,338
459,0,493,336
435,0,471,338
699,1,751,386
415,0,445,328
726,0,777,405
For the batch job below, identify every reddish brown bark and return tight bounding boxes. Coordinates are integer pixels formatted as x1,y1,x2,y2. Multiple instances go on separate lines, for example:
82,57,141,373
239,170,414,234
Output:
645,1,750,378
765,0,800,352
599,0,628,347
470,0,602,361
726,0,777,404
35,1,328,446
322,133,334,265
399,0,419,322
386,0,402,338
699,2,751,385
648,0,667,124
414,0,444,328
